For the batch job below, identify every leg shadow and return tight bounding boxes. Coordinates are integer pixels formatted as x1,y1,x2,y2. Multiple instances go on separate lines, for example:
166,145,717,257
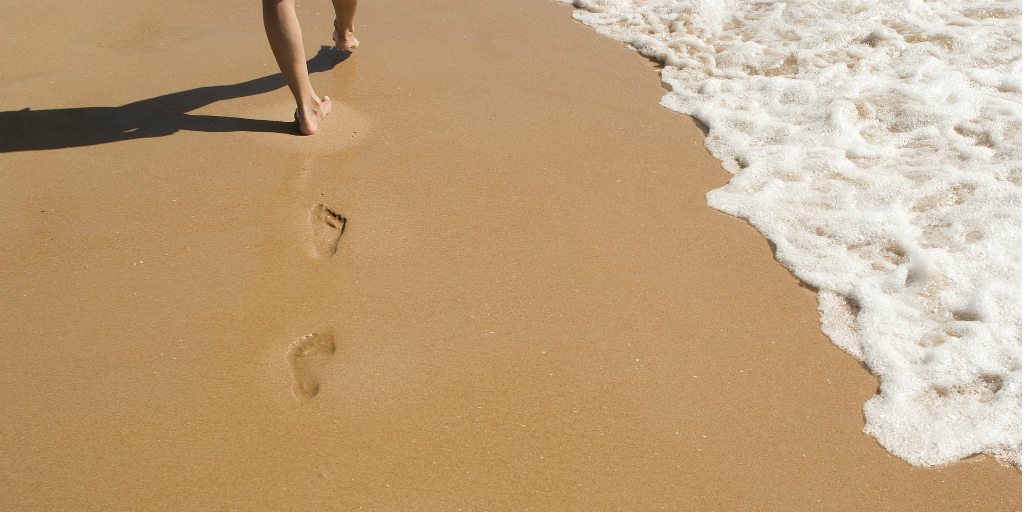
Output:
0,46,349,153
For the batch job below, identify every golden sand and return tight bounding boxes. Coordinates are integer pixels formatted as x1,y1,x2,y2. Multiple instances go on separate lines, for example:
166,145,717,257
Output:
1,0,1019,509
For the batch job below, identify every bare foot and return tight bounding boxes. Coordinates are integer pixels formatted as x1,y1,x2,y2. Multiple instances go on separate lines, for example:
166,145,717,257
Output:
295,95,332,136
333,21,359,50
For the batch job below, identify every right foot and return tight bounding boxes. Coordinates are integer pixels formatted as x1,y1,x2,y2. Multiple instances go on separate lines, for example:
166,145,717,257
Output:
333,21,359,50
295,94,332,136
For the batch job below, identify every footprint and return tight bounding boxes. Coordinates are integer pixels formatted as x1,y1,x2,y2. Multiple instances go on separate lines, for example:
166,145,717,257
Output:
310,204,346,257
287,332,336,399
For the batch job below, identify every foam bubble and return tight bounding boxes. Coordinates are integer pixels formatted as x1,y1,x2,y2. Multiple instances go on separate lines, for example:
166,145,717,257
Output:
558,0,1022,467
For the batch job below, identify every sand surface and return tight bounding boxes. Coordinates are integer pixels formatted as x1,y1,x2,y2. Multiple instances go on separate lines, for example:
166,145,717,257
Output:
1,0,1020,509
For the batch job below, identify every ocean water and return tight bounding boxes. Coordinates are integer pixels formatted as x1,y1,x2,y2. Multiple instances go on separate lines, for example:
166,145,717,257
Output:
556,0,1022,467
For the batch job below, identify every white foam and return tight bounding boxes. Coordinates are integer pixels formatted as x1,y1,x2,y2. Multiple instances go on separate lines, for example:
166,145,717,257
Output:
557,0,1022,467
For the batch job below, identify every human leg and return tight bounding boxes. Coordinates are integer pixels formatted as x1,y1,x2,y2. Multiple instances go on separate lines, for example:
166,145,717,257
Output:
262,0,331,135
331,0,359,50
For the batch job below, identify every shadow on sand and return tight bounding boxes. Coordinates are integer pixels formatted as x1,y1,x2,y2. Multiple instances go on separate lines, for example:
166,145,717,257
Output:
0,47,349,153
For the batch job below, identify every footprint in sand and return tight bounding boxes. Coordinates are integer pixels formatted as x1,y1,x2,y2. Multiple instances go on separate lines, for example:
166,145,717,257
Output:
310,204,346,257
287,332,336,399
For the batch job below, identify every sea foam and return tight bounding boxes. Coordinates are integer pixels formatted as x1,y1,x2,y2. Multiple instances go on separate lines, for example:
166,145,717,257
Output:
557,0,1022,467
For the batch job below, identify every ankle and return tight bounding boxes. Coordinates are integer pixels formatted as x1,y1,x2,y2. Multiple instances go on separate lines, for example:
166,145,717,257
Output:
297,93,321,112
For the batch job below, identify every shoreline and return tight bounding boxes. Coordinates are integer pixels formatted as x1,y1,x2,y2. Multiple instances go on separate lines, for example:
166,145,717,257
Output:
0,0,1019,509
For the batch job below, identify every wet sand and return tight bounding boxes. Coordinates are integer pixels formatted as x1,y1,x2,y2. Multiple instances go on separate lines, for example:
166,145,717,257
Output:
0,0,1019,509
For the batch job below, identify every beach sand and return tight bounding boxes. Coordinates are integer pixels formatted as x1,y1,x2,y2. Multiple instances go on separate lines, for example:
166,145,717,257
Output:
0,0,1019,509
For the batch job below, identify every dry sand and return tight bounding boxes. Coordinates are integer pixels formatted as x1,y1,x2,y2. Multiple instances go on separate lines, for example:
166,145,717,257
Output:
1,0,1020,509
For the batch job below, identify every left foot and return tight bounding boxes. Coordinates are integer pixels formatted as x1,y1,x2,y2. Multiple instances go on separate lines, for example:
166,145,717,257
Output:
286,332,336,399
295,95,332,135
